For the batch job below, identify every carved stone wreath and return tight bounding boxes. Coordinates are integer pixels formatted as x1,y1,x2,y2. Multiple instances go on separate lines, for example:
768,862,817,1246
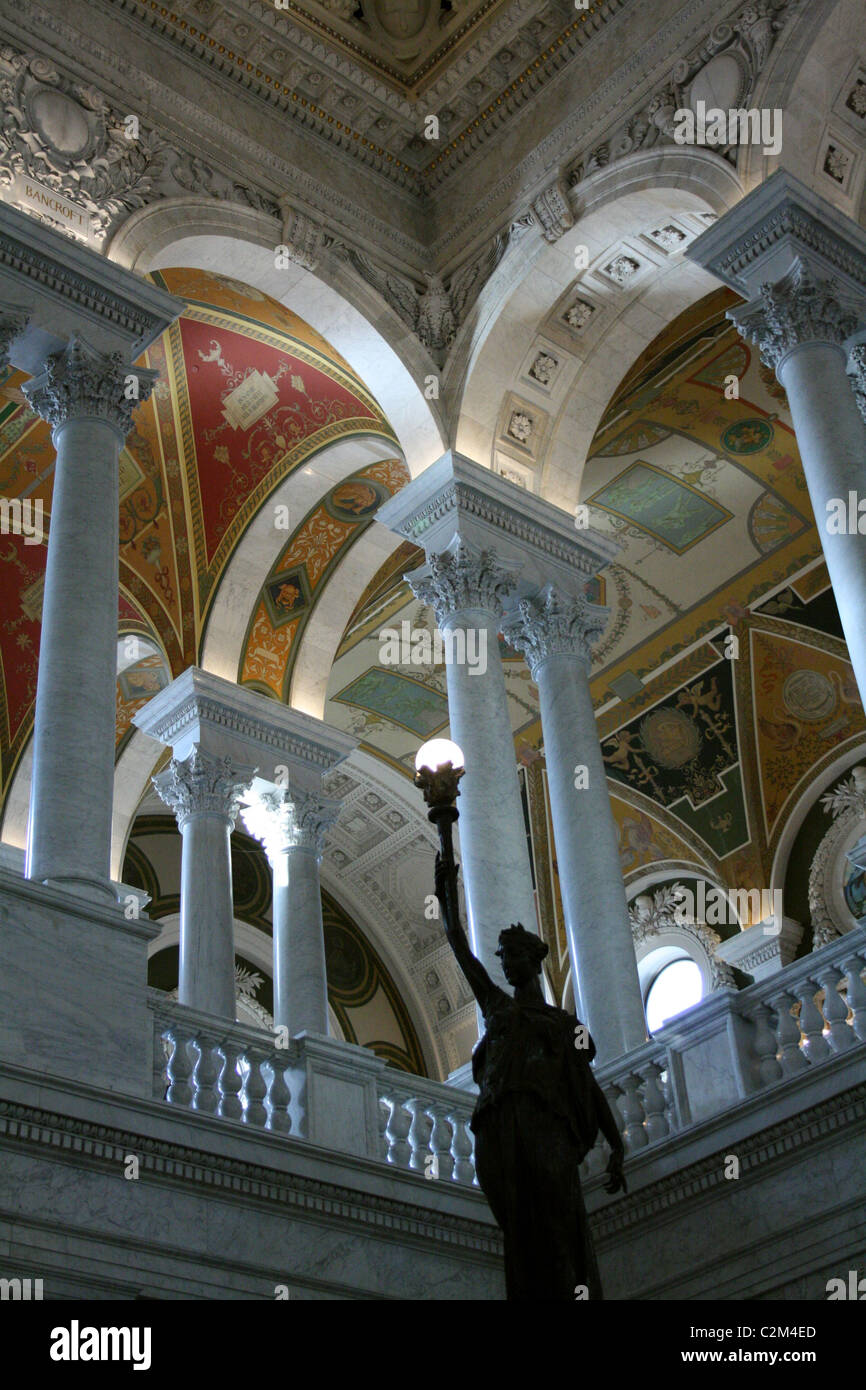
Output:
628,881,736,990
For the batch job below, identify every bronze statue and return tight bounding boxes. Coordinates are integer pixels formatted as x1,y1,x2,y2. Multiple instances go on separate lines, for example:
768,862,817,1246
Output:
434,852,627,1301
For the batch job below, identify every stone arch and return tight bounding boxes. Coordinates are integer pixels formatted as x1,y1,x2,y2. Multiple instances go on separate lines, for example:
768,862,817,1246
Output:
108,199,446,476
740,0,866,212
453,148,744,510
770,739,866,907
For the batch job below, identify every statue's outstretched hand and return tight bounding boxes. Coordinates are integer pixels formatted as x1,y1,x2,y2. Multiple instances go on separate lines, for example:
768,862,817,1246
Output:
604,1147,628,1196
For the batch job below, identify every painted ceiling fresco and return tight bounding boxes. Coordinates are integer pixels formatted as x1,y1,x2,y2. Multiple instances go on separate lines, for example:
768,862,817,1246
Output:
323,289,861,964
0,267,396,799
238,456,410,701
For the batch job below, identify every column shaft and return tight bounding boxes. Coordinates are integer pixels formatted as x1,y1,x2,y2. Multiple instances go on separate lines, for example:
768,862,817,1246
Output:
26,414,122,898
23,337,156,900
274,845,329,1035
154,747,255,1021
243,785,338,1038
179,812,236,1017
536,653,646,1058
442,610,537,981
777,342,866,702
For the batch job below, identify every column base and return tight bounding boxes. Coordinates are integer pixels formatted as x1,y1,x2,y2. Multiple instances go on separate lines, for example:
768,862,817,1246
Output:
37,874,118,905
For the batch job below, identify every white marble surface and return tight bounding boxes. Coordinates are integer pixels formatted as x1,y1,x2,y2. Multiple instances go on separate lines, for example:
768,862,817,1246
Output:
446,613,538,989
779,342,866,706
537,652,647,1060
25,415,123,903
0,870,158,1096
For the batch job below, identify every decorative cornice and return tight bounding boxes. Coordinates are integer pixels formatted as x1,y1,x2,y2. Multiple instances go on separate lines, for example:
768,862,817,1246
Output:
385,475,615,577
133,669,357,771
0,1094,500,1258
409,539,518,624
590,1075,866,1240
152,746,257,830
687,170,866,297
730,259,863,371
22,335,157,435
502,585,608,675
0,201,182,352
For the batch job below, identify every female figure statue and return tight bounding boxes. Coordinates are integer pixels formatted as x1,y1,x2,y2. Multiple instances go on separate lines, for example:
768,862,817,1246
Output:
434,854,627,1301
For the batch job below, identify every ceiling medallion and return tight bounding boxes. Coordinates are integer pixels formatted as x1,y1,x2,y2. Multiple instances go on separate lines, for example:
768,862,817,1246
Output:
640,707,702,769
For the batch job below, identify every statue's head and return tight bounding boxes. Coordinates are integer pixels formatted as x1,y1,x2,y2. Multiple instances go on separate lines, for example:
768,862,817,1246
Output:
496,923,548,987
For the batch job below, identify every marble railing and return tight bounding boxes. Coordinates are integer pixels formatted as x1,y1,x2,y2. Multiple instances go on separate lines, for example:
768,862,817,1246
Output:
148,923,866,1183
149,991,295,1134
379,1078,477,1185
586,921,866,1170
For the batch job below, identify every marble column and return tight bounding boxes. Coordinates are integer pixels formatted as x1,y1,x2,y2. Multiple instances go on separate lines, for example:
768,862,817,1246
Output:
729,261,866,702
243,787,340,1036
504,586,646,1060
154,746,256,1019
687,173,866,706
411,540,538,986
22,337,157,901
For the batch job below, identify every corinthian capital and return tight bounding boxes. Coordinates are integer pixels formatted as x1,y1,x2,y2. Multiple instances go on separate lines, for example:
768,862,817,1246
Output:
22,335,159,437
502,585,608,676
408,539,518,625
0,311,27,368
730,259,862,372
153,746,257,830
242,785,340,861
848,342,866,423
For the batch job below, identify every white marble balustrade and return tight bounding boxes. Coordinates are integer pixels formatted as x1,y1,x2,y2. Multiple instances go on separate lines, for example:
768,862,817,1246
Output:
379,1079,477,1186
149,992,296,1135
147,923,866,1187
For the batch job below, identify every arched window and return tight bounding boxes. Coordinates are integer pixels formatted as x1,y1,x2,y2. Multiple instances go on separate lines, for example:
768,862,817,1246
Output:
643,951,704,1033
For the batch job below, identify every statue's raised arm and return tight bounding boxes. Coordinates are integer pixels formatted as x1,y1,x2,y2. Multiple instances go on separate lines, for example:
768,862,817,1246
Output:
433,851,498,1014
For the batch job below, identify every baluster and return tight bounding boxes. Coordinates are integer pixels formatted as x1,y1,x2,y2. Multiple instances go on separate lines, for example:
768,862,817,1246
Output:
242,1047,268,1127
751,1002,783,1086
815,965,855,1053
426,1103,455,1181
766,991,808,1077
843,953,866,1043
378,1098,390,1160
191,1030,221,1114
152,1025,170,1101
637,1061,669,1143
619,1073,648,1150
165,1028,194,1107
405,1097,433,1172
383,1095,412,1168
449,1110,475,1185
266,1057,292,1135
796,980,831,1065
217,1039,244,1121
